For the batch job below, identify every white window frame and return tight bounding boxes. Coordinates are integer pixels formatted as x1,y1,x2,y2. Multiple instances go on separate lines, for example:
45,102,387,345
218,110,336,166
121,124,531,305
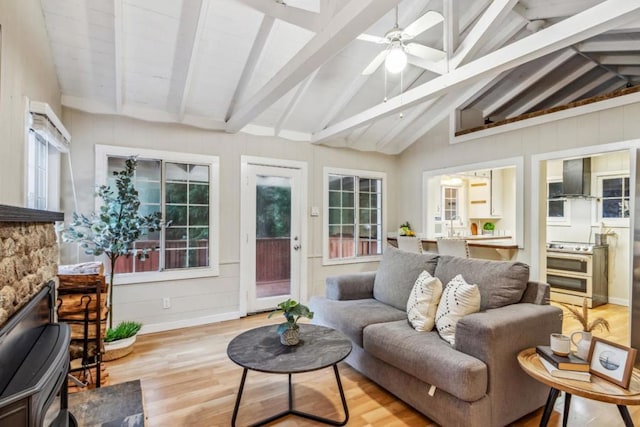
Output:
323,167,387,265
441,186,460,221
593,170,630,228
95,144,220,284
547,178,570,225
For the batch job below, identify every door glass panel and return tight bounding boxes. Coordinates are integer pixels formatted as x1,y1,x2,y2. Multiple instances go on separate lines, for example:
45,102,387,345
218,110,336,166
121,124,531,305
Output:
547,274,588,292
547,256,588,273
255,175,292,298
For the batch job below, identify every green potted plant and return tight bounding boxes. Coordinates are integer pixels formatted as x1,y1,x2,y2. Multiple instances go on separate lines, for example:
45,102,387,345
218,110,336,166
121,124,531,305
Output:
102,321,142,361
62,157,164,359
268,299,314,346
482,221,495,235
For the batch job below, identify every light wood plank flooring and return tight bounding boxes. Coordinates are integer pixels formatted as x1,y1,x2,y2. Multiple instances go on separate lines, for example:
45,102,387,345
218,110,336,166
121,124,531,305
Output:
107,303,635,426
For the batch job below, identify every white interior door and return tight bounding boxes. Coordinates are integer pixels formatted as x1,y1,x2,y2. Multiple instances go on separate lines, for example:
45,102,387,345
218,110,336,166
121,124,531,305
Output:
242,162,304,313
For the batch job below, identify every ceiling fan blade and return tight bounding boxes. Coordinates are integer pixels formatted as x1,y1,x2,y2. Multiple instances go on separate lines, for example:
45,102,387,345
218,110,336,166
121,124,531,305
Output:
362,50,388,75
405,43,446,62
404,11,444,39
357,33,387,44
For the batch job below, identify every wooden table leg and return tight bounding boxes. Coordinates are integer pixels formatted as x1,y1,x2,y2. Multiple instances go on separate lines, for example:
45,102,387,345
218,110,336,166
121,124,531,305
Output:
618,405,634,427
562,393,571,427
540,388,560,427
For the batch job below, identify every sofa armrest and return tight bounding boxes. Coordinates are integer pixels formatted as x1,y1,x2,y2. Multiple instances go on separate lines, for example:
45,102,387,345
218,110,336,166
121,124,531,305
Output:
455,303,562,426
520,281,550,305
326,271,376,300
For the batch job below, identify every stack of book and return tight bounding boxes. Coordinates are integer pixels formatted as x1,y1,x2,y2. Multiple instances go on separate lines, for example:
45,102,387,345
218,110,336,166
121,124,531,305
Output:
536,345,591,382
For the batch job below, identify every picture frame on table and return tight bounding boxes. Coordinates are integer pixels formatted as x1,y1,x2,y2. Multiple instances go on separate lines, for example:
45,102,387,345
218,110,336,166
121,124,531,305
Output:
587,337,637,389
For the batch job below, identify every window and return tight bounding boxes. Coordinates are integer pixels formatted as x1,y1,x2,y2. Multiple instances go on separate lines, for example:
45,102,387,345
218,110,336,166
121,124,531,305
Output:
324,168,385,264
96,145,219,283
442,187,459,220
599,175,629,220
547,180,568,222
27,133,48,210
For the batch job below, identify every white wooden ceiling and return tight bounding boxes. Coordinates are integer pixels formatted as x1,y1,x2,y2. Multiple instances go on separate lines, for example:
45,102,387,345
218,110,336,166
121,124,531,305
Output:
41,0,640,154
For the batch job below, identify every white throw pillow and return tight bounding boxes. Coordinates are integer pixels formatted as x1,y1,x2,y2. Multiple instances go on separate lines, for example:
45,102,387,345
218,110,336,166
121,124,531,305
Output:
406,271,443,332
435,274,481,345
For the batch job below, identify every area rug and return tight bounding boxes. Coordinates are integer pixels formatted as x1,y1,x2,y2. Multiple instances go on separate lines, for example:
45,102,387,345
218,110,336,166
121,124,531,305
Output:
68,380,145,427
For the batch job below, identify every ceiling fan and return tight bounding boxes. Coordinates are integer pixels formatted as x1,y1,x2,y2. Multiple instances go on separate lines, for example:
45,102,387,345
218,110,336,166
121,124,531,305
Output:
358,7,445,75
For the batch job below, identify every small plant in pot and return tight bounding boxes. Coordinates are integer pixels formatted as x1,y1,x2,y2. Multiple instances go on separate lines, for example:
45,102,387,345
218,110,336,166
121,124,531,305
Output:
482,221,495,235
103,321,142,361
268,299,314,346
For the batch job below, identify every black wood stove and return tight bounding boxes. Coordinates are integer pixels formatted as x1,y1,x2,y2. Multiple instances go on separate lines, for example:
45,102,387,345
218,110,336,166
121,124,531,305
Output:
0,281,73,426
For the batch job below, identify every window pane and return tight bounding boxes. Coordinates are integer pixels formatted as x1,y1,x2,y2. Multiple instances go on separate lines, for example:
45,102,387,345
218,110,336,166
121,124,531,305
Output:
167,205,188,225
359,225,370,238
371,209,378,223
165,249,187,269
189,165,209,183
188,248,209,267
342,177,354,191
359,178,371,192
548,200,564,218
625,177,630,197
329,175,342,191
370,193,378,207
602,199,621,218
329,225,341,237
342,225,354,237
166,227,188,241
138,181,161,204
342,208,354,224
329,191,341,207
136,160,161,181
189,227,208,246
166,163,188,182
342,192,354,207
166,183,188,203
108,157,126,176
359,192,370,208
189,184,209,204
189,206,209,226
329,208,341,224
359,209,370,224
548,182,563,198
602,178,622,197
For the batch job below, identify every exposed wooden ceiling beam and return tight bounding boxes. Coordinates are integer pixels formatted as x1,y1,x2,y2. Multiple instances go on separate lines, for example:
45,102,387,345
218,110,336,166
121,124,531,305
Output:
167,0,209,120
450,0,519,69
504,61,597,118
619,66,640,76
225,15,275,120
443,0,459,68
312,0,640,144
274,69,319,136
599,54,640,65
113,0,124,112
475,12,527,58
578,39,640,52
552,73,616,107
226,0,401,134
236,0,323,32
513,0,602,20
483,49,576,117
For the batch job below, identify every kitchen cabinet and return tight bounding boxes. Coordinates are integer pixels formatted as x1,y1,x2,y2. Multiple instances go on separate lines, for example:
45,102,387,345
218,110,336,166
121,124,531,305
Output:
468,170,502,218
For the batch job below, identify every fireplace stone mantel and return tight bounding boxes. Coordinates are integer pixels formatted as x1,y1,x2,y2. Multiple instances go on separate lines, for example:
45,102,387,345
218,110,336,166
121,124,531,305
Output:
0,204,64,223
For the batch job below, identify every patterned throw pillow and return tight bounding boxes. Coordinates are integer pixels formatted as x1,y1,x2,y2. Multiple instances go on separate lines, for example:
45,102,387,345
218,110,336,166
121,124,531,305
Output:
406,271,443,332
435,274,481,345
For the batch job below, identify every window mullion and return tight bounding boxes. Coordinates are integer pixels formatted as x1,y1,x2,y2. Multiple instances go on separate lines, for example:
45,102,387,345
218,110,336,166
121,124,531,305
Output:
160,161,166,271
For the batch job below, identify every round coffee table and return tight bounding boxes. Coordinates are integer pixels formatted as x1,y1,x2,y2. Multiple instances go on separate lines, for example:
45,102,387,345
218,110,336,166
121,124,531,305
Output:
227,323,352,426
518,348,640,427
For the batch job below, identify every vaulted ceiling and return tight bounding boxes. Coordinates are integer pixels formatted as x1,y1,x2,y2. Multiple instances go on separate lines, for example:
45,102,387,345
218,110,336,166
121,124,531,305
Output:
41,0,640,154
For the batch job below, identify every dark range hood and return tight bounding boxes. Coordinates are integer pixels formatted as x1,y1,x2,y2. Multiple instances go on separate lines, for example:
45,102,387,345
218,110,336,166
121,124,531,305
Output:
560,158,592,198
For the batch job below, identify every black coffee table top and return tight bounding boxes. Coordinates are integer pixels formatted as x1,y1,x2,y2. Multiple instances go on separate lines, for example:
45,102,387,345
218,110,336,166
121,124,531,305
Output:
227,324,352,374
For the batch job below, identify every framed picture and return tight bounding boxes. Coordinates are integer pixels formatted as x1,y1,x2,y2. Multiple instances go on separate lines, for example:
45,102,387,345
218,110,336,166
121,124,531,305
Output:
587,337,637,388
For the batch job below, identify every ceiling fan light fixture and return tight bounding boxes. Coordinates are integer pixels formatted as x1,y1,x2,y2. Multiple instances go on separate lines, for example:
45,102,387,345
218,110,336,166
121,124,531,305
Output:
385,43,407,74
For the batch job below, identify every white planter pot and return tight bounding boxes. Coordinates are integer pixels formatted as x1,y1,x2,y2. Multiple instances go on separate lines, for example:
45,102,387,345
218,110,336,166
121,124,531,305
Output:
103,334,137,361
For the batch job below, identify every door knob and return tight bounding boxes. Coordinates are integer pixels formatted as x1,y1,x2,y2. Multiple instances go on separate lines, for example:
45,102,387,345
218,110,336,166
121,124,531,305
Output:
293,244,301,250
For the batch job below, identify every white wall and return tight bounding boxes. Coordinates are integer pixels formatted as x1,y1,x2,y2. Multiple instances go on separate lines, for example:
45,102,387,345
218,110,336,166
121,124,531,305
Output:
0,0,61,207
398,101,640,281
60,110,399,331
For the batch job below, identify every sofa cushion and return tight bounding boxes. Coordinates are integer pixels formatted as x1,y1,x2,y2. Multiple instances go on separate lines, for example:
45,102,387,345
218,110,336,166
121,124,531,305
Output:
407,271,443,332
309,296,407,347
435,274,481,345
363,320,487,402
373,246,439,310
434,255,529,310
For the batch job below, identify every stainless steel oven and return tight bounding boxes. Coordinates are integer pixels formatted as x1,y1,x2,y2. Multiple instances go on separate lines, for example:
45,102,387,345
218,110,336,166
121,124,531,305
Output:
546,242,608,308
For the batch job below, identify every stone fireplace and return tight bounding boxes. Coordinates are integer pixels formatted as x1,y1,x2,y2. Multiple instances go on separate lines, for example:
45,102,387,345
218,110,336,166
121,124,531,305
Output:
0,205,61,327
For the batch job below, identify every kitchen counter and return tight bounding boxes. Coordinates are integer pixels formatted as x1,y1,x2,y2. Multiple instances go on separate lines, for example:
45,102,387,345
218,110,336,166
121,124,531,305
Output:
387,236,518,260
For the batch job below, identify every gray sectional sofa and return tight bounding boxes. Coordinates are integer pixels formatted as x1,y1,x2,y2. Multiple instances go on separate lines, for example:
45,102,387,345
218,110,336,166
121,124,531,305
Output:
310,246,562,427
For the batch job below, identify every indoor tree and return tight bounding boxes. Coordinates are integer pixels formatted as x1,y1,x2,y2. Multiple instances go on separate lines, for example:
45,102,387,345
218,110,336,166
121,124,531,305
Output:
62,157,163,328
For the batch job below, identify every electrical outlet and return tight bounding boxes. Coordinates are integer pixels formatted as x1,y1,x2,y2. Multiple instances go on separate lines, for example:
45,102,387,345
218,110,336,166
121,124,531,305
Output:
162,297,171,309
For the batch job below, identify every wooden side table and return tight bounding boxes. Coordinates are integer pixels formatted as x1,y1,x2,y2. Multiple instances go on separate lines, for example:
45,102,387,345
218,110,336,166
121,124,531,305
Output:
518,348,640,427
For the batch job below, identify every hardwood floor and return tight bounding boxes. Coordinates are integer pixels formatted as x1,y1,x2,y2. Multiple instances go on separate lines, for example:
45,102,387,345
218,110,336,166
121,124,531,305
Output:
107,303,635,426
